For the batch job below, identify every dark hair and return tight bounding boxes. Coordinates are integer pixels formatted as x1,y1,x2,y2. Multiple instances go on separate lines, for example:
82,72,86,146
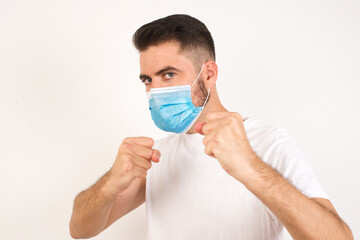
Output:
132,14,215,66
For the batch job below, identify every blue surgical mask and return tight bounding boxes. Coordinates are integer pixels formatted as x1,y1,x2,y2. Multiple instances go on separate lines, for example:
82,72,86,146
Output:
147,63,210,134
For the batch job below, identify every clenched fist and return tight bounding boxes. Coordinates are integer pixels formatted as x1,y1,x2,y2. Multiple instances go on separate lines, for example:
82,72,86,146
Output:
195,112,256,183
104,137,161,197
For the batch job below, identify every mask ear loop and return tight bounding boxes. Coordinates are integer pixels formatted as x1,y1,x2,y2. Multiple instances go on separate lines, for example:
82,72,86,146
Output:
202,87,211,107
191,63,205,88
191,63,211,108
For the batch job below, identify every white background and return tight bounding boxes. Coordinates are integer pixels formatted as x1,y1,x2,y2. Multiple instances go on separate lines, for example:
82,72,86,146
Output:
0,0,359,239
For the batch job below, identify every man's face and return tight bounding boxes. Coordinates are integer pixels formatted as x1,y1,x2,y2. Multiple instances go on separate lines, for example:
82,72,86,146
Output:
139,41,208,107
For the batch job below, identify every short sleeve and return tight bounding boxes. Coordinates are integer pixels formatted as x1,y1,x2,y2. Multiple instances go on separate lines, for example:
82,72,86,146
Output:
260,131,331,220
264,134,330,200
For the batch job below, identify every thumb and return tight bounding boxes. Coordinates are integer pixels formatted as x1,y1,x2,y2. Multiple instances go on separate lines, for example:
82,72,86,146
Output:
195,122,206,135
151,149,161,163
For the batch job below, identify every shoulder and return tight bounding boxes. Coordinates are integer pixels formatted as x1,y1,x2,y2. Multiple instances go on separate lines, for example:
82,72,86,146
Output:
244,117,292,154
246,117,330,199
244,117,311,169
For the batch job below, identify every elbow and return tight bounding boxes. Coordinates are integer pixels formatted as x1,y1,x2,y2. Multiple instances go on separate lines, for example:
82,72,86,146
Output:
69,221,101,239
69,226,93,239
69,221,82,239
70,227,79,239
344,226,354,240
345,231,354,240
340,221,353,240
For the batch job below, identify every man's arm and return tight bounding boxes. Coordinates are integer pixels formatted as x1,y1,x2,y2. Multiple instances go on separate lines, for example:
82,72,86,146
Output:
69,171,117,239
196,112,353,240
236,155,353,240
102,177,147,231
69,137,160,239
69,172,147,239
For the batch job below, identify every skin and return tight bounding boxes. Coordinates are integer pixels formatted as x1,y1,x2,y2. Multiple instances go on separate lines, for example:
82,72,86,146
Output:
69,40,353,239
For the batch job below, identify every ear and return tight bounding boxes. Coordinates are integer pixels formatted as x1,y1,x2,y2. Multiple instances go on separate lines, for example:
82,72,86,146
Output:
203,60,218,89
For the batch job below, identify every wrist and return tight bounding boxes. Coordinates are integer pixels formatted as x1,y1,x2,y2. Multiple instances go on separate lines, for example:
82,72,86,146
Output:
99,172,119,201
233,153,266,187
241,155,279,193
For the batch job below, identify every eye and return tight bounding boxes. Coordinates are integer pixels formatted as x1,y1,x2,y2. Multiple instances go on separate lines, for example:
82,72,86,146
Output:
141,78,152,85
164,72,175,80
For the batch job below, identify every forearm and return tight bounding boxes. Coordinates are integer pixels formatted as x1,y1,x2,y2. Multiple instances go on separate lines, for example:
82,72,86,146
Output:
70,171,117,239
237,155,352,240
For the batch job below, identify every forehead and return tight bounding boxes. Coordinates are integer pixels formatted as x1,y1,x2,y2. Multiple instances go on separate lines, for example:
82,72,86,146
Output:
139,41,193,73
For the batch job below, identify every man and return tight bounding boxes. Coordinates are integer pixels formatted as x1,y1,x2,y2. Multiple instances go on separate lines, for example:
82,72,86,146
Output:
69,14,353,239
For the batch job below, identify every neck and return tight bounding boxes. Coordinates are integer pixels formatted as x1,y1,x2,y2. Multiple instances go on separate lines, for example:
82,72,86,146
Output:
186,87,228,134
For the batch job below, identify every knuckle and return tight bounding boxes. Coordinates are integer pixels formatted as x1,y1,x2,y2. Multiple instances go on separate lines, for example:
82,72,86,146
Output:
137,169,147,179
124,162,134,172
129,173,137,181
119,143,130,152
147,138,154,146
223,118,232,125
121,153,132,162
229,115,237,122
205,149,211,156
212,144,219,154
122,169,136,183
232,112,242,120
147,151,153,159
213,135,220,143
145,161,152,170
122,137,132,144
204,145,211,155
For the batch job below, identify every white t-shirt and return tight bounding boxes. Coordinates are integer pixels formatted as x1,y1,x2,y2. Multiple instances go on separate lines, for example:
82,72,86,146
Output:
145,117,330,240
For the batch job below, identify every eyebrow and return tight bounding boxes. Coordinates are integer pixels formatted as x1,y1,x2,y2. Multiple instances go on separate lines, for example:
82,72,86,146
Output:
139,66,181,80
